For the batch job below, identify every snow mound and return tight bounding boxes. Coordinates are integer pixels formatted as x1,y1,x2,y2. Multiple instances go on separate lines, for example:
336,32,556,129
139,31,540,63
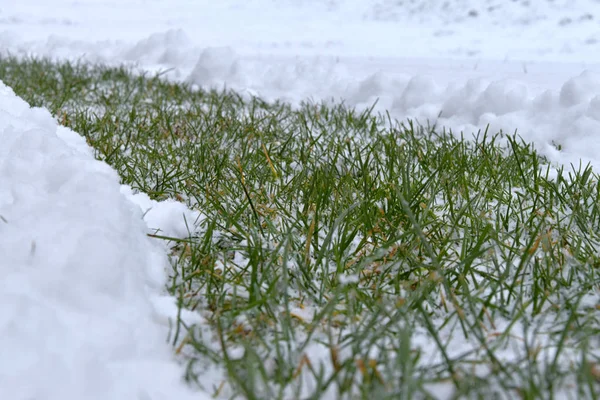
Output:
120,185,202,242
187,46,242,87
190,49,600,170
123,29,195,66
342,69,600,169
0,81,207,400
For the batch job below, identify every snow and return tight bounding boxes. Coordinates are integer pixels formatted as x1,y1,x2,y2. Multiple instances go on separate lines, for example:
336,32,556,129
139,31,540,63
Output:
2,1,600,169
120,185,202,241
0,83,208,399
1,0,600,398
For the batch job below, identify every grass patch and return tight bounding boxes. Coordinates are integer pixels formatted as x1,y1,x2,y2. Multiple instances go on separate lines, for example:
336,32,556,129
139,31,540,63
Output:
1,56,599,399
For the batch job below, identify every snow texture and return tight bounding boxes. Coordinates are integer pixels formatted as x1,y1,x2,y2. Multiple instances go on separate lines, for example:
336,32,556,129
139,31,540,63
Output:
0,82,207,399
2,0,600,169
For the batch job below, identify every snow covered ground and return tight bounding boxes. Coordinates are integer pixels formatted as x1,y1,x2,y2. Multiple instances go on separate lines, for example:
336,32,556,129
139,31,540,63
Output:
2,0,600,169
1,0,600,398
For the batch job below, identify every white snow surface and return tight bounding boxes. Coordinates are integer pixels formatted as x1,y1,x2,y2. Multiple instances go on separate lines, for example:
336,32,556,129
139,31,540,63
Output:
2,0,600,169
2,0,600,398
0,83,207,399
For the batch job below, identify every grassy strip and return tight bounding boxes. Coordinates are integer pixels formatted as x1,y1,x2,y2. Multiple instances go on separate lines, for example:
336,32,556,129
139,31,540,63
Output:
1,56,599,399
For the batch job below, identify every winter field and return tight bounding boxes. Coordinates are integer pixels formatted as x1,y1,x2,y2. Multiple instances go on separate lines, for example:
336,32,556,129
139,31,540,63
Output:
1,1,600,399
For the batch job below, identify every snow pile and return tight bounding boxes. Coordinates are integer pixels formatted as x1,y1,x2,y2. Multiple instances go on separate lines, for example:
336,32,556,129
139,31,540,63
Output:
120,185,202,242
123,29,195,66
354,70,600,169
0,81,207,400
184,51,600,169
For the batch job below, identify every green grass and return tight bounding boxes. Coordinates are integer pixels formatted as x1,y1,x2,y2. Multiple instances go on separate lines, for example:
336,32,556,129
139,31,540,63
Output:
1,56,599,399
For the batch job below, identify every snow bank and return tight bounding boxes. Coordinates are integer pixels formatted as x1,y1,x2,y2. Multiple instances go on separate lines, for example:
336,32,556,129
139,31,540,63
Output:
0,81,207,399
377,70,600,169
189,49,600,169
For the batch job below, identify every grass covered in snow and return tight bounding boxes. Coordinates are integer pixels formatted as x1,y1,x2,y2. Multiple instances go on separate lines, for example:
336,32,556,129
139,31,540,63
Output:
1,56,599,399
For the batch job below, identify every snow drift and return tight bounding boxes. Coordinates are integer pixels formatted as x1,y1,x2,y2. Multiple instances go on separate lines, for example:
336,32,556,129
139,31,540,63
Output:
0,81,206,400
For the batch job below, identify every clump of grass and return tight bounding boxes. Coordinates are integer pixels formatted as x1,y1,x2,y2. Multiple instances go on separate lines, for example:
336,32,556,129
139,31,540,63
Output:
1,56,599,399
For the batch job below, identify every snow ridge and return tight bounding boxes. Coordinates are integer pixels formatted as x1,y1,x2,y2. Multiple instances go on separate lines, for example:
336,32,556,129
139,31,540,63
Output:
0,81,207,400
